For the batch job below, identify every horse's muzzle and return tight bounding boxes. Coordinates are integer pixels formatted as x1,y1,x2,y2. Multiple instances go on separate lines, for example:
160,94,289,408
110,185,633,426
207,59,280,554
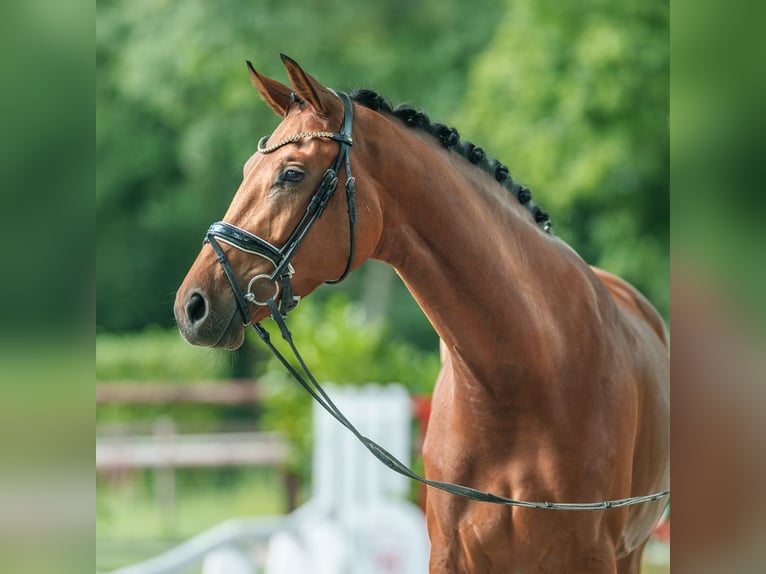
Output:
174,287,244,349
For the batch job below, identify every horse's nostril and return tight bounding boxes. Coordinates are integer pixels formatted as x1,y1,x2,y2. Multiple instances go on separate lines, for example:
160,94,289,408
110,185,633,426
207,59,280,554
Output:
186,292,207,324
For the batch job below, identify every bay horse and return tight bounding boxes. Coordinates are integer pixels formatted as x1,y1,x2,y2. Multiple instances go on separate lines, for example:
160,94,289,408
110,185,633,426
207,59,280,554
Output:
175,55,669,573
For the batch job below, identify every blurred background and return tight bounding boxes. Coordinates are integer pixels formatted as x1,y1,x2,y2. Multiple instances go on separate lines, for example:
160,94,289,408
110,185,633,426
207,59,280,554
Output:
96,0,669,572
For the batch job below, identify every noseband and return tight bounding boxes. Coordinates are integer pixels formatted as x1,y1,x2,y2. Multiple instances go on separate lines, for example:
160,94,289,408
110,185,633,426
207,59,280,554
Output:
204,91,356,325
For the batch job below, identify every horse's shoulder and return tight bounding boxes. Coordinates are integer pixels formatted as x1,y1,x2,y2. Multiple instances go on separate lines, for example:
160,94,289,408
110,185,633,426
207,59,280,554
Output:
590,266,668,348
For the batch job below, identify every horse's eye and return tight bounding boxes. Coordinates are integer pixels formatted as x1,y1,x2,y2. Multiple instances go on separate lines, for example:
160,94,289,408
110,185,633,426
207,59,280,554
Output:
280,167,305,184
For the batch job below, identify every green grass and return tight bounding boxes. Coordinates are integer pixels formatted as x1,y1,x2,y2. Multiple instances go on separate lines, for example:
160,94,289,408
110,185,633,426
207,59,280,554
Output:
97,469,289,571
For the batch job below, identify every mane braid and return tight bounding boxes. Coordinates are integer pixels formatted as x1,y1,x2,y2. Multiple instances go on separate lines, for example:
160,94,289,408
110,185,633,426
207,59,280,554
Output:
349,89,553,233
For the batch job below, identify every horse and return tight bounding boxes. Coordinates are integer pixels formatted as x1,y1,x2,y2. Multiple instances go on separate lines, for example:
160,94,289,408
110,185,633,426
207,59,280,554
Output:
175,55,669,573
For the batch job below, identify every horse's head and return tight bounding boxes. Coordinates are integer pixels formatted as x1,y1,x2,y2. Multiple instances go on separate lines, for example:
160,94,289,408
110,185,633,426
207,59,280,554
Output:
175,55,381,349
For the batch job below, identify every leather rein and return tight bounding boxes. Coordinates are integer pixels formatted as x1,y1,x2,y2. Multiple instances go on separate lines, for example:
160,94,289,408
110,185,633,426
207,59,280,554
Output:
204,91,670,511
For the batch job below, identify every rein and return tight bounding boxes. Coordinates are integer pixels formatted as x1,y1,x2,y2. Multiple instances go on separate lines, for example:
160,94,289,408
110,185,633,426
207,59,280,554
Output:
205,91,670,511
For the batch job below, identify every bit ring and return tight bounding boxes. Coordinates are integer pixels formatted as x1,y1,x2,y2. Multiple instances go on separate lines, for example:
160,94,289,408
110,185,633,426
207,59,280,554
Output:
245,274,280,306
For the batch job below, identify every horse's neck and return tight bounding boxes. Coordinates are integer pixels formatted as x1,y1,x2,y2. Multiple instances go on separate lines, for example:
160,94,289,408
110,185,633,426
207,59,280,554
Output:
369,130,604,393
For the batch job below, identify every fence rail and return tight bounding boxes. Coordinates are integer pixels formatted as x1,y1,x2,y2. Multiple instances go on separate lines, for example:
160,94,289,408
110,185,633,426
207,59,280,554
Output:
96,380,266,405
96,431,289,470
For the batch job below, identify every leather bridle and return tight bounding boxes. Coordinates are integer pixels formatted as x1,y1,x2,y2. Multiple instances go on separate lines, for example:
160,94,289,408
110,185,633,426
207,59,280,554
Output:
204,90,356,324
201,90,670,510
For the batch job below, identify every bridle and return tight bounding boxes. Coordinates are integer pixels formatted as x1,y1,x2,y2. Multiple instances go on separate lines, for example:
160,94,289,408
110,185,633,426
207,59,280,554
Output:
204,90,356,324
202,91,670,511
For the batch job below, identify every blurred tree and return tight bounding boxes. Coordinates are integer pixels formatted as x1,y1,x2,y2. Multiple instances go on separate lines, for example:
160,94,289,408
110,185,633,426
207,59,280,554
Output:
455,0,668,317
97,0,667,337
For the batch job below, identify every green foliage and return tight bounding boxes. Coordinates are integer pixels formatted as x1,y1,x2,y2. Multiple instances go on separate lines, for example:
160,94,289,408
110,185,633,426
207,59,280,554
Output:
98,0,667,333
256,294,440,474
456,0,669,317
261,296,439,390
97,328,229,381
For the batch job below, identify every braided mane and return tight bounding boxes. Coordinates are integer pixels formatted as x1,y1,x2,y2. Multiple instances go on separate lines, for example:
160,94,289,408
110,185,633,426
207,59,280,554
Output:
350,89,552,233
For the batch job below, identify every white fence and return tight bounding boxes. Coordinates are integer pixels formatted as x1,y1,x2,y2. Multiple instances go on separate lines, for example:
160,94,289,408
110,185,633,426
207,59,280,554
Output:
267,384,428,574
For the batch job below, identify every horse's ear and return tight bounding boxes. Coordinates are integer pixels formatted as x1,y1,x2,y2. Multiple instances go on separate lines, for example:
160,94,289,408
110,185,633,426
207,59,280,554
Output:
247,61,292,117
280,54,336,116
